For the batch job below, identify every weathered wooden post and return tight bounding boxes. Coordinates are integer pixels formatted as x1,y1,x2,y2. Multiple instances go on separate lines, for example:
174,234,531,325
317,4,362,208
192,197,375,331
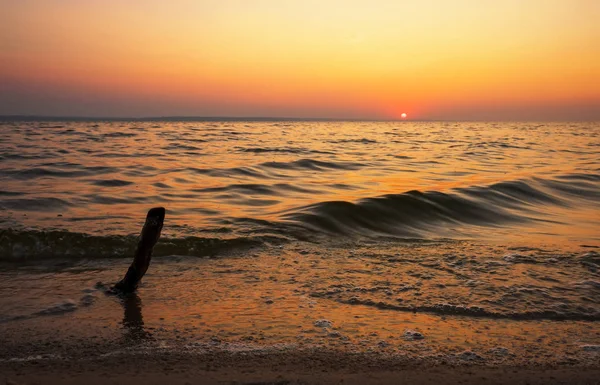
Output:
113,207,165,293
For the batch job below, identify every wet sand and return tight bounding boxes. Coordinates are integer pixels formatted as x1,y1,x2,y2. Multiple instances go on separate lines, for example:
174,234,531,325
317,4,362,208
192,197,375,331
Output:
3,352,600,385
1,243,599,385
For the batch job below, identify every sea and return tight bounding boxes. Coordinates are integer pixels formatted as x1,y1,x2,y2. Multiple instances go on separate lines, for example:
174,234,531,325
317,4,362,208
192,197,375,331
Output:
1,120,599,366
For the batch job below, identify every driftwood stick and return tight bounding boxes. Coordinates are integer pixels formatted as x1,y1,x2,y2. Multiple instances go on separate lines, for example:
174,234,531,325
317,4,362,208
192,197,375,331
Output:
113,207,165,293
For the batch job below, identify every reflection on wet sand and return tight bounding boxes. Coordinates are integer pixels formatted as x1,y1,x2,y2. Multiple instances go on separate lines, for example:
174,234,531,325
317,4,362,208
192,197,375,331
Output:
121,293,151,342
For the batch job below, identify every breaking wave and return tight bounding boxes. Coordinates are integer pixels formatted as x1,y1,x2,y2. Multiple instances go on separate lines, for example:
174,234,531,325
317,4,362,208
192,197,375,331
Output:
0,174,598,259
283,174,598,238
0,230,284,260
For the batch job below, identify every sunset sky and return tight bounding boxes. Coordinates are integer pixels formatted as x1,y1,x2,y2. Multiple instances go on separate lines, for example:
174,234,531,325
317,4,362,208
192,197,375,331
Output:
1,0,598,120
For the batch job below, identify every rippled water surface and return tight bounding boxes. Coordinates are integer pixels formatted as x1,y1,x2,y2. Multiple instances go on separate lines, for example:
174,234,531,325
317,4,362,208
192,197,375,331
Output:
1,121,599,255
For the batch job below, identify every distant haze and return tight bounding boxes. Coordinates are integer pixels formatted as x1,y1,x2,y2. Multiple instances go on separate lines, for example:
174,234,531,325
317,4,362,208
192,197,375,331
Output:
1,0,599,121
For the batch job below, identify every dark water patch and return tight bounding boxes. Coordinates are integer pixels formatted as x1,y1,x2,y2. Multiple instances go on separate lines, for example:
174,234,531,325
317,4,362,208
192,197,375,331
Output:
260,159,365,171
0,152,57,160
57,128,76,135
466,141,530,151
228,197,280,207
579,251,600,266
94,152,164,158
169,224,233,235
221,130,250,136
192,183,320,196
160,192,201,199
319,297,600,321
86,195,149,205
153,182,172,189
101,132,138,138
0,229,283,260
408,160,444,165
273,183,322,194
3,166,117,180
441,171,474,177
328,138,377,144
130,165,159,172
221,217,307,240
173,177,193,184
182,151,205,157
36,161,82,168
168,207,220,216
90,179,134,187
162,144,202,151
237,147,334,155
192,184,274,195
328,183,359,190
64,215,130,222
1,197,72,211
0,190,26,197
186,166,264,179
489,141,531,150
121,165,160,177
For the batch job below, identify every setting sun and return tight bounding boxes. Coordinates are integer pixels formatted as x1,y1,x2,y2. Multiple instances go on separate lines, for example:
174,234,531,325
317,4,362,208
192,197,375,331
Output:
401,113,408,119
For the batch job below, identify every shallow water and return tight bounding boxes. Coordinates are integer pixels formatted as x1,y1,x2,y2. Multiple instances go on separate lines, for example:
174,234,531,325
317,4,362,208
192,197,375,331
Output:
0,120,599,365
0,243,599,367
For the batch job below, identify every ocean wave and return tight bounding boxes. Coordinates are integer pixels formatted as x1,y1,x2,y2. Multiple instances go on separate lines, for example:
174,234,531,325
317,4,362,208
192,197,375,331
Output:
284,190,525,238
0,229,284,260
1,174,598,258
283,174,598,237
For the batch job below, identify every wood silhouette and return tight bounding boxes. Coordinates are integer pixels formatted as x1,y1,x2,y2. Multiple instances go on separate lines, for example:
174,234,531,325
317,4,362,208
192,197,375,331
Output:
113,207,165,293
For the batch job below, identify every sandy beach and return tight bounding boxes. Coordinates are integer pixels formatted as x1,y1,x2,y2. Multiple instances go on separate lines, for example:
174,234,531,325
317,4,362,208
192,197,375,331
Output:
3,356,600,385
2,242,599,385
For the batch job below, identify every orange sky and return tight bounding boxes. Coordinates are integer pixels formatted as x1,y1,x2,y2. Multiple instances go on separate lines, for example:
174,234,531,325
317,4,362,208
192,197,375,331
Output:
1,0,599,120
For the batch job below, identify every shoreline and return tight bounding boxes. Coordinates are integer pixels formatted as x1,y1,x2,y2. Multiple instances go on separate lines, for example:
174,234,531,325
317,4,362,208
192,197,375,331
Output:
2,242,599,385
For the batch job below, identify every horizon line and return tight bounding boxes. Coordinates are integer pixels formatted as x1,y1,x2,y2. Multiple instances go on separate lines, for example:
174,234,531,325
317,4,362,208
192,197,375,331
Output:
0,115,597,123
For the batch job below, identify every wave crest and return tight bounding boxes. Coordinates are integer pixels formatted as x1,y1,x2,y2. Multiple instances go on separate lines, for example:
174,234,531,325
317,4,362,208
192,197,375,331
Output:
0,229,282,260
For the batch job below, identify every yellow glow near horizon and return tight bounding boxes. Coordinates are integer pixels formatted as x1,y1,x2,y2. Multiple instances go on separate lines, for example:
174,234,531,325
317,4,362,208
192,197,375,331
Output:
1,0,599,120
